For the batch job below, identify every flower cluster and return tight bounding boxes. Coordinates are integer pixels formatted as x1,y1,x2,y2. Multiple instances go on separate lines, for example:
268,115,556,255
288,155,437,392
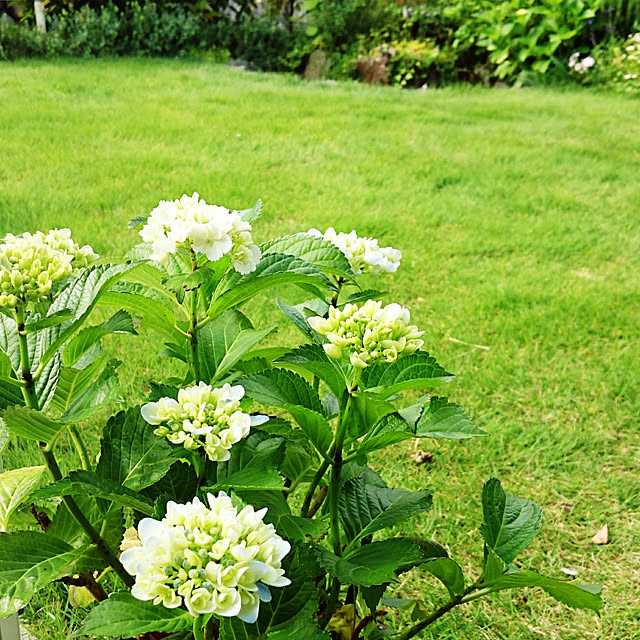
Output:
141,382,268,461
308,299,424,368
614,33,640,85
569,52,595,74
307,227,401,275
0,229,97,310
121,493,291,623
140,193,261,273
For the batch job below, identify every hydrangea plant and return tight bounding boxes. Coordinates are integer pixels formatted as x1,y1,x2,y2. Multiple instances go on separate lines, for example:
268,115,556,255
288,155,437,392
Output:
0,196,602,639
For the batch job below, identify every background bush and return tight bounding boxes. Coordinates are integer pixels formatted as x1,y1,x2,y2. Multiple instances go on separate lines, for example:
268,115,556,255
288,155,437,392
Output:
1,0,638,86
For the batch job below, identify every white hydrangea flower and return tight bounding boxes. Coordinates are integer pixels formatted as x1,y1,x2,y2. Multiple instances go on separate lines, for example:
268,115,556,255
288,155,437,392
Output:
141,382,268,461
307,227,401,275
120,493,291,623
308,299,424,368
140,193,260,273
0,229,98,311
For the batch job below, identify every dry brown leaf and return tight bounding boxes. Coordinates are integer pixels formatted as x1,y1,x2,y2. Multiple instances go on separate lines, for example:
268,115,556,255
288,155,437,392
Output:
591,523,609,545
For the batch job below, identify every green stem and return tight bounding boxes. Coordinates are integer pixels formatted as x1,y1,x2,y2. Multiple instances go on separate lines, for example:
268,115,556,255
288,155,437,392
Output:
330,277,346,308
14,306,134,588
301,459,330,518
188,249,203,383
397,583,480,640
319,577,341,629
68,424,92,471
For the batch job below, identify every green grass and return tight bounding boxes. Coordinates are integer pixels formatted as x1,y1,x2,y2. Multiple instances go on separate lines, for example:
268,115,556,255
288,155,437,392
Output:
1,58,639,639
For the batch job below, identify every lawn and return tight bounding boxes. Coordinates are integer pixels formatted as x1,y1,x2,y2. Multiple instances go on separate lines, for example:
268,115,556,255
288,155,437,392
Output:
0,58,639,640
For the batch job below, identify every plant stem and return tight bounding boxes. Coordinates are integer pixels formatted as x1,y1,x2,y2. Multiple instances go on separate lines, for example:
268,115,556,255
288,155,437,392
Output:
397,584,481,640
301,458,330,518
68,424,92,471
188,250,203,383
330,277,346,308
14,306,134,588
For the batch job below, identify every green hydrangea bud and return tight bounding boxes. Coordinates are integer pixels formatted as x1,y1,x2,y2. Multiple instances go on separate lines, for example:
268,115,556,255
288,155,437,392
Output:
308,299,424,368
0,229,98,312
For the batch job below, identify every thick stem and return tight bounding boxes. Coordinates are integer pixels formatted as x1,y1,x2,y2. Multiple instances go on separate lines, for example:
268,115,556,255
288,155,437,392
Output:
15,306,134,588
329,277,346,308
301,459,330,518
397,583,480,640
188,249,203,383
69,424,92,471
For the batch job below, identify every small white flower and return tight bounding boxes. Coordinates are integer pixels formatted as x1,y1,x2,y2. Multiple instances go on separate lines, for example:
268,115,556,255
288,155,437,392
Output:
122,493,290,622
141,383,268,461
307,227,401,275
140,194,260,273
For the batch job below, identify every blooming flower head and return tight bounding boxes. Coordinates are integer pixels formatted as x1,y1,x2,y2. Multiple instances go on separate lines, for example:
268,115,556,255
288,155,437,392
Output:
568,52,596,74
120,492,291,623
0,229,98,311
308,299,424,368
139,193,261,273
307,227,401,275
141,382,268,461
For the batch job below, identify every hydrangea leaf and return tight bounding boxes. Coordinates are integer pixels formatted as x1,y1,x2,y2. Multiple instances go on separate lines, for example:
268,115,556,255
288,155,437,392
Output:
76,590,193,636
317,538,426,587
0,465,46,532
0,531,92,617
261,233,356,282
483,568,602,612
32,470,155,516
422,558,465,598
338,472,432,543
1,405,65,443
238,199,262,223
415,397,488,440
96,407,179,492
480,478,543,564
49,353,107,414
240,368,324,415
62,309,136,367
360,352,454,397
58,359,121,423
282,404,333,455
357,413,414,455
276,299,321,344
275,343,350,404
208,253,334,320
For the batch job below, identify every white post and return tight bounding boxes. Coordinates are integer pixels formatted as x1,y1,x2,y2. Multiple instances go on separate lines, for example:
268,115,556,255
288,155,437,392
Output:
34,1,46,34
0,457,21,640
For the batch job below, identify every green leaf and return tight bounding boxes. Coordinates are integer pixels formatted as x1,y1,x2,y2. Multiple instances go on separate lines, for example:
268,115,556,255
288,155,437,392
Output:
240,369,324,414
275,515,329,542
208,253,333,319
261,234,356,281
350,392,397,439
238,199,262,223
360,353,454,397
0,379,24,411
338,473,432,543
58,360,121,423
23,310,74,333
2,405,65,443
0,314,20,372
275,344,350,403
282,404,333,455
276,299,320,343
33,470,155,516
77,591,193,636
96,407,178,492
128,215,148,230
49,354,107,414
99,288,182,342
484,568,602,612
342,289,387,306
480,478,543,564
422,558,465,598
0,419,9,456
415,397,487,440
0,465,46,532
196,311,277,385
0,531,92,616
317,538,426,587
37,262,141,369
63,310,136,367
211,463,285,492
358,413,413,455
